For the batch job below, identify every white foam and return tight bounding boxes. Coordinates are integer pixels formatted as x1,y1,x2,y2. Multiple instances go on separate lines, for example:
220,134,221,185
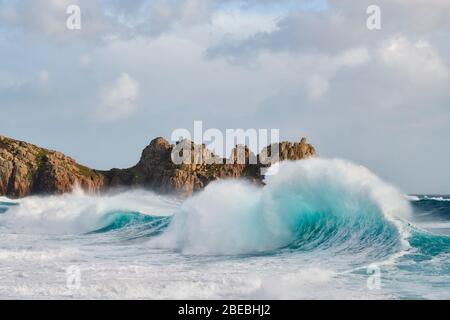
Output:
0,248,78,261
423,196,450,202
0,188,179,234
417,221,450,229
249,268,339,299
0,196,18,203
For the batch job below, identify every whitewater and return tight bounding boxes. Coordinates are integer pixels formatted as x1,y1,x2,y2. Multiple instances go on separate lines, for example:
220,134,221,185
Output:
0,159,449,299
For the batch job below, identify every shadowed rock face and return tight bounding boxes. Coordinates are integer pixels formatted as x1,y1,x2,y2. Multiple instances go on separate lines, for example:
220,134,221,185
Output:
0,135,316,198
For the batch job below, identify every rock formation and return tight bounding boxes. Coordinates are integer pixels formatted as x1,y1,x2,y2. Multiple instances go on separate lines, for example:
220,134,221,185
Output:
0,135,105,198
0,134,316,198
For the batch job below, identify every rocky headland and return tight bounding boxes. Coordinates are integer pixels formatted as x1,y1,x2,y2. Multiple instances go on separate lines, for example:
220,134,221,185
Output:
0,135,316,198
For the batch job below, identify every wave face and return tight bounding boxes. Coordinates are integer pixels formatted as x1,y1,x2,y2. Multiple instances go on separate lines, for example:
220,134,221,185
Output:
151,159,411,257
1,159,449,299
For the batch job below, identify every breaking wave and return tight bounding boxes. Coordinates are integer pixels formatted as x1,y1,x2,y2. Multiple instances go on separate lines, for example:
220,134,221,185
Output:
1,158,449,262
150,159,412,257
0,189,178,234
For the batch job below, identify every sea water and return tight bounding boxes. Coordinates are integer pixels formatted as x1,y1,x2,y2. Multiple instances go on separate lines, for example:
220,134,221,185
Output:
0,159,449,299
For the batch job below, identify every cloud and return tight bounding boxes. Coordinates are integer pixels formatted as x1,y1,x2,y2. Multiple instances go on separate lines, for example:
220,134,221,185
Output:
307,47,370,101
1,0,77,35
379,35,449,83
206,0,450,62
95,73,140,122
0,0,309,44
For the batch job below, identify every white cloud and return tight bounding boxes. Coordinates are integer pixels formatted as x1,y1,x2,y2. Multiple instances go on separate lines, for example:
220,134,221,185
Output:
211,9,280,40
0,0,297,44
379,35,449,83
307,48,370,101
335,48,371,68
95,73,140,122
0,0,115,42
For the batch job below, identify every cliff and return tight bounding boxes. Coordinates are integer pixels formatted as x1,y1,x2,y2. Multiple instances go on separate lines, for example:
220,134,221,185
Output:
0,135,316,198
0,135,105,198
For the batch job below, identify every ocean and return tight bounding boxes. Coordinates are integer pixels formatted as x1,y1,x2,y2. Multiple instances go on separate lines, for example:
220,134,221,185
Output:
0,159,449,299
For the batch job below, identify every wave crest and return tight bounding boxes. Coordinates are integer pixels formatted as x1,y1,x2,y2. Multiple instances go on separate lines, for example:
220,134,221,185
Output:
150,159,412,255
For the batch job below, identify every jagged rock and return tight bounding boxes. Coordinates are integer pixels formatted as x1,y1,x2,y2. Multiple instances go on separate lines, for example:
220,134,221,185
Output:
0,134,316,198
259,138,316,165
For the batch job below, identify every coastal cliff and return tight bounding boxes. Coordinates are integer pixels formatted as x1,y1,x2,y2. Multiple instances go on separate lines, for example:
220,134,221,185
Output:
0,135,316,198
0,135,105,198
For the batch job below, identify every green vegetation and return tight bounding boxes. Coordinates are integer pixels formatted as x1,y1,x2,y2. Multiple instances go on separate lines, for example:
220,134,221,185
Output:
203,163,224,178
35,150,49,172
76,164,101,179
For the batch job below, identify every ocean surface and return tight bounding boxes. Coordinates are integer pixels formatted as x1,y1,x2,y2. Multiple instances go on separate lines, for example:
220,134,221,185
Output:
0,159,449,299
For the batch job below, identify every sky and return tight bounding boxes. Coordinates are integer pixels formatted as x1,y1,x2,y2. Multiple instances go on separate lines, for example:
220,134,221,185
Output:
0,0,449,194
